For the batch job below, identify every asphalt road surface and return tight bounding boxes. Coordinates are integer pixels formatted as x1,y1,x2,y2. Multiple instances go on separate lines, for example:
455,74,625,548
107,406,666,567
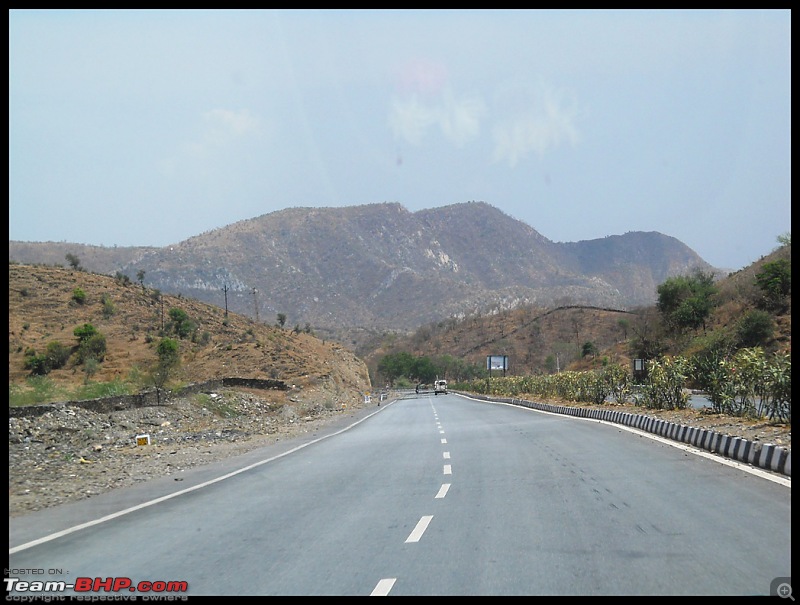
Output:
8,392,791,596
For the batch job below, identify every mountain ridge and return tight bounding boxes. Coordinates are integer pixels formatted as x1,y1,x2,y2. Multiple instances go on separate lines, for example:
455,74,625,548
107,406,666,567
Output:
9,201,717,350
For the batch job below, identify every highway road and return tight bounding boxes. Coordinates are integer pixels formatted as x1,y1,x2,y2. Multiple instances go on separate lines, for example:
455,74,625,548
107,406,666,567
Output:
8,392,791,596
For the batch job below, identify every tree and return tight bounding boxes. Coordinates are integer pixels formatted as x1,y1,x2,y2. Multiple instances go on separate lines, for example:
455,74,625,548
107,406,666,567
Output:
581,341,598,358
137,269,146,288
628,307,669,360
23,341,71,376
617,318,630,340
755,259,791,308
377,351,415,384
168,307,197,339
83,357,99,384
73,323,107,364
45,341,70,370
74,323,98,343
735,309,774,348
277,313,287,328
656,271,717,334
150,337,181,404
77,333,107,364
101,293,116,318
24,352,50,376
65,253,81,271
410,356,437,383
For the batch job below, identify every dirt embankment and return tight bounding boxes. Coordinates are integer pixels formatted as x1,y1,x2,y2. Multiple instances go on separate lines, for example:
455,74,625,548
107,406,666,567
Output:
9,385,376,518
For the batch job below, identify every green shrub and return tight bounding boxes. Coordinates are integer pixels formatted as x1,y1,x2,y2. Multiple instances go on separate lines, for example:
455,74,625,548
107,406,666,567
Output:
735,310,774,348
755,259,791,308
168,307,197,340
45,341,71,370
76,332,107,364
24,353,50,375
101,293,116,318
73,323,98,343
71,287,86,304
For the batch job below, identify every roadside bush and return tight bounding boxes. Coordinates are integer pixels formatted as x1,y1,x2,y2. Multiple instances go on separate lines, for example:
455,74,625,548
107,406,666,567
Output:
633,356,690,410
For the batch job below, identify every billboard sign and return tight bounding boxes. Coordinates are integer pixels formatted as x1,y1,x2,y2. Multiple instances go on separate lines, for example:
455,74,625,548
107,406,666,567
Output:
486,355,509,371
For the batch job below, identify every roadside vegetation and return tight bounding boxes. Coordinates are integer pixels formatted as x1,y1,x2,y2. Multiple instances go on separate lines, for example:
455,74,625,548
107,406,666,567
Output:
376,234,791,423
10,254,205,407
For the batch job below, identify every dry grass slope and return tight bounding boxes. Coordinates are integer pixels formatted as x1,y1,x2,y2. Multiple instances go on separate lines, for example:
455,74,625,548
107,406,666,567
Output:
9,263,372,406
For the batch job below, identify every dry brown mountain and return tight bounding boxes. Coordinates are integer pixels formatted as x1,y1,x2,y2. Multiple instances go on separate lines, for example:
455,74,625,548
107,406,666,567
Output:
9,264,372,407
361,243,791,381
9,201,717,352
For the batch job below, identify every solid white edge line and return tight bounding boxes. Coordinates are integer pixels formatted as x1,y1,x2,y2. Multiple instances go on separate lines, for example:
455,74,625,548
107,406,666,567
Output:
10,401,394,554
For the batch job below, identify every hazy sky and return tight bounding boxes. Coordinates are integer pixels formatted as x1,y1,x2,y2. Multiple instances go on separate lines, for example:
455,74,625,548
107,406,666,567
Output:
9,9,791,271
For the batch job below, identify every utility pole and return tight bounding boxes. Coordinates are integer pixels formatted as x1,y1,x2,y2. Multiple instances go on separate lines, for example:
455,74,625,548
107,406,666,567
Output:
222,283,229,317
252,288,259,322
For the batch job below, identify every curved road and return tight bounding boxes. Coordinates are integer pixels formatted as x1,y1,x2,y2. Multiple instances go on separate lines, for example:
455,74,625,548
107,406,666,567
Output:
8,393,791,596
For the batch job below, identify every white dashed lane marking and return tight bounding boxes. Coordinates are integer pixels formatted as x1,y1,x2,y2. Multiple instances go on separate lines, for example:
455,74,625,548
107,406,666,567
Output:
373,401,450,593
405,515,434,543
371,578,396,596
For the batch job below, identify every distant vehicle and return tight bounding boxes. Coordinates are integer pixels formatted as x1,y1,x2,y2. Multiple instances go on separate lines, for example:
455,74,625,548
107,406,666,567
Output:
434,379,448,395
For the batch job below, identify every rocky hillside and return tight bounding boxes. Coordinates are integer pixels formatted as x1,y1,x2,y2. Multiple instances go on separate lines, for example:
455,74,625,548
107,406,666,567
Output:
9,201,716,350
362,242,791,380
9,264,373,407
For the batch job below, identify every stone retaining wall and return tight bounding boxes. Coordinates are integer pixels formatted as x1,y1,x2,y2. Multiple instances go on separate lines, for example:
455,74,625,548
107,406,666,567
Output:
8,377,289,419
